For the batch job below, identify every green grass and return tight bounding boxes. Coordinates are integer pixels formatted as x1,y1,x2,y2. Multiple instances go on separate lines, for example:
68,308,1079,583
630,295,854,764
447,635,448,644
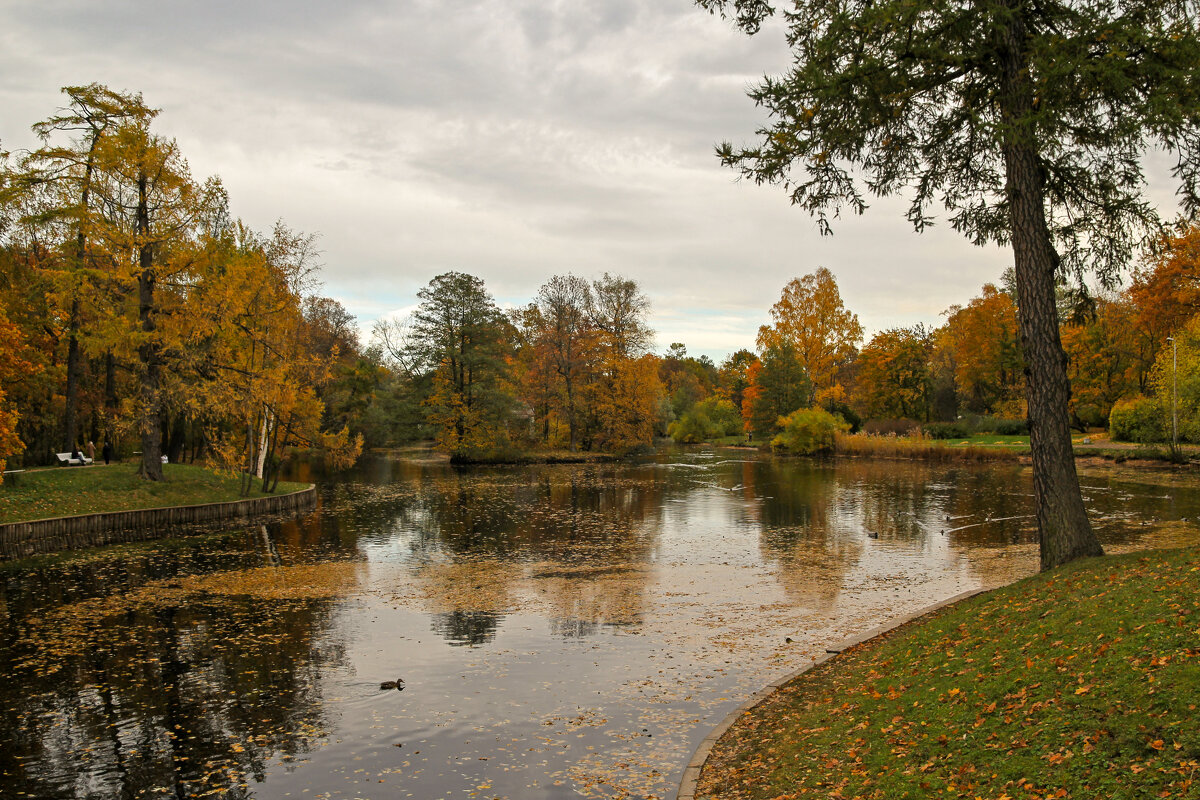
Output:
944,433,1031,447
0,463,309,524
697,547,1200,800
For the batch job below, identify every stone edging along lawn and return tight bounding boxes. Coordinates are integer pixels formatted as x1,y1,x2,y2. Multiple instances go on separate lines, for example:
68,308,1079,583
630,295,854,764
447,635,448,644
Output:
675,587,990,800
0,484,318,561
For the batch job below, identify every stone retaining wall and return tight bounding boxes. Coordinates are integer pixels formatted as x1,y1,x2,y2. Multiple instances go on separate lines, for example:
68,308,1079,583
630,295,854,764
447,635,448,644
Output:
0,485,318,561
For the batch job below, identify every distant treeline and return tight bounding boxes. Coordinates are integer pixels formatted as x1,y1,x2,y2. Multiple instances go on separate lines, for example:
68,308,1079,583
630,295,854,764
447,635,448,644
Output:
3,85,1197,480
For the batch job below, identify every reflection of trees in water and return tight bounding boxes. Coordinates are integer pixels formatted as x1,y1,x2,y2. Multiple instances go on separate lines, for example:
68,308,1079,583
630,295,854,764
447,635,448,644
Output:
743,458,861,612
431,610,502,647
370,463,667,645
533,565,650,634
742,459,1030,610
0,541,348,800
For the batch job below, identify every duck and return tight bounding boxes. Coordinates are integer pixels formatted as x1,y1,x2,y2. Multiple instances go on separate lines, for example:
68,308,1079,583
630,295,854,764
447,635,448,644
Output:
380,678,406,691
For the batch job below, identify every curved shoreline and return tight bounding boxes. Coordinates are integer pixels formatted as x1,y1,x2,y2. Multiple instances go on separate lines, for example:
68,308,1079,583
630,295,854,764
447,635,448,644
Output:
675,587,990,800
0,484,318,561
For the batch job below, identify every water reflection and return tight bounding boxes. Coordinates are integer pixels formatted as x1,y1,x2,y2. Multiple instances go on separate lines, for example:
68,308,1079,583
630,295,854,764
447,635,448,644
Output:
0,450,1197,799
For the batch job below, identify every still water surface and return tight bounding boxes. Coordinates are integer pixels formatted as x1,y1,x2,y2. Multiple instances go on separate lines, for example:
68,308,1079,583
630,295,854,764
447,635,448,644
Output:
1,450,1197,799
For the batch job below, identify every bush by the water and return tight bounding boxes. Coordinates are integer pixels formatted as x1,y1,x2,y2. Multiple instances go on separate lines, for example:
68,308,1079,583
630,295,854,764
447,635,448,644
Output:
772,407,849,455
1109,397,1166,443
959,414,1029,435
668,397,742,443
922,422,970,439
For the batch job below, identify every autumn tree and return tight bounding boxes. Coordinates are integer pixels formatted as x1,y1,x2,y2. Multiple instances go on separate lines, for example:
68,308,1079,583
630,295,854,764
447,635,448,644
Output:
191,222,361,492
534,274,596,451
659,342,719,420
854,325,934,422
757,269,862,408
86,119,225,479
941,285,1025,416
1151,315,1200,443
1127,223,1200,372
408,272,514,457
2,85,157,455
591,273,652,360
587,274,660,452
590,355,664,452
742,339,812,437
1060,296,1146,428
718,348,758,414
0,309,36,480
694,0,1200,568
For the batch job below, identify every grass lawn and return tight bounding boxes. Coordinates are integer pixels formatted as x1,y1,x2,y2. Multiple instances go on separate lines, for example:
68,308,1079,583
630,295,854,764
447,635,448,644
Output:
697,547,1200,800
0,463,309,524
944,433,1031,447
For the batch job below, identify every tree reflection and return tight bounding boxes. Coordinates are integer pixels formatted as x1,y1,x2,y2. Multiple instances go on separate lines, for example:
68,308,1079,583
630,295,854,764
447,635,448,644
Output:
431,610,502,646
377,463,666,644
0,547,348,800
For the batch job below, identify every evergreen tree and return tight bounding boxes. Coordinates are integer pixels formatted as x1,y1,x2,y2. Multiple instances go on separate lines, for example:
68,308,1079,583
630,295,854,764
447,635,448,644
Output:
697,0,1200,569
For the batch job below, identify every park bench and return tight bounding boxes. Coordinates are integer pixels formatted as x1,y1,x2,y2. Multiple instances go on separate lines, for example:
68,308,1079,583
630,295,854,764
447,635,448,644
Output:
55,452,93,466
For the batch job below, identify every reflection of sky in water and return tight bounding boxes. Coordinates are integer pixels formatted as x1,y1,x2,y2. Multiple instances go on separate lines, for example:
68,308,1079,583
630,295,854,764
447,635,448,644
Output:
1,451,1198,800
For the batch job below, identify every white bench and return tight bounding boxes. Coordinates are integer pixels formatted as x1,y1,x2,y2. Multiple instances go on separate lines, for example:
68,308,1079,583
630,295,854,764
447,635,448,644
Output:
55,452,93,466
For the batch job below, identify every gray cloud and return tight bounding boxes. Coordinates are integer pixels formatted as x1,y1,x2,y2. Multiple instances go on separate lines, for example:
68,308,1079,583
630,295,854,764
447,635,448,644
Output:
5,0,1147,361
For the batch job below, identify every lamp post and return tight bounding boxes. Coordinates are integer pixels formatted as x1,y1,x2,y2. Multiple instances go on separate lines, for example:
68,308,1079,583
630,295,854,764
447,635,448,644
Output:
1168,336,1178,455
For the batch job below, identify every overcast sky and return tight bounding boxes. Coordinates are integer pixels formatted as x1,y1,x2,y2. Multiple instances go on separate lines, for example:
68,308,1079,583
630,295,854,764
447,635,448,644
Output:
0,0,1181,361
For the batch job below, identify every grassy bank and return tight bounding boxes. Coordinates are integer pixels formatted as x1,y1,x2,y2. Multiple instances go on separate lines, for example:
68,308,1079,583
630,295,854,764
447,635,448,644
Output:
697,547,1200,800
0,463,309,524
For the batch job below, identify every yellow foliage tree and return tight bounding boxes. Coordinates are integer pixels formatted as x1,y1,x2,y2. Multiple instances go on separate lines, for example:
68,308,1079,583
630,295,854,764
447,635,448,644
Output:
758,268,862,407
854,325,933,421
590,355,663,453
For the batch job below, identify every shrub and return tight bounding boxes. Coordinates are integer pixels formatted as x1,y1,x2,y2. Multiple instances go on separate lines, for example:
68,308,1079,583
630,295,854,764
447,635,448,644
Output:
1109,397,1166,443
772,407,849,455
961,414,1028,435
668,397,742,443
668,410,714,443
861,418,921,437
923,422,970,440
826,401,862,433
989,417,1029,435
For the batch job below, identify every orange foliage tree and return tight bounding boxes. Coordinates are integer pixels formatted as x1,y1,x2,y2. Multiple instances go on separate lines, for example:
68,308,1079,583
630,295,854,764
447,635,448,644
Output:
940,285,1024,416
0,310,37,480
1060,296,1148,428
854,325,934,421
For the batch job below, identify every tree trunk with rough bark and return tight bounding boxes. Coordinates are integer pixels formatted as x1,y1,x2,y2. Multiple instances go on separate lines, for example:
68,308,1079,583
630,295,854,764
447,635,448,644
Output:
999,10,1104,570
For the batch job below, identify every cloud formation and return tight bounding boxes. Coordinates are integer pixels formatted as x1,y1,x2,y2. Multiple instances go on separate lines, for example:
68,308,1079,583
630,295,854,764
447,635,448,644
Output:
0,0,1123,359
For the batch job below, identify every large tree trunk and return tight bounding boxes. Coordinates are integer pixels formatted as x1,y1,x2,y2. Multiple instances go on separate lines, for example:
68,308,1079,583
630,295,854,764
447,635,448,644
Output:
999,11,1103,571
135,173,164,481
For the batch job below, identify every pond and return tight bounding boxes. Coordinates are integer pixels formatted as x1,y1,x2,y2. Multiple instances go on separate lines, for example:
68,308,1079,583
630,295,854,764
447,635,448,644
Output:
1,449,1196,800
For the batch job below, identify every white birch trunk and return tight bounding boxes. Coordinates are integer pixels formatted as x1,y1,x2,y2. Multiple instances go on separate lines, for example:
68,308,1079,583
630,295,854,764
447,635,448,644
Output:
255,407,272,479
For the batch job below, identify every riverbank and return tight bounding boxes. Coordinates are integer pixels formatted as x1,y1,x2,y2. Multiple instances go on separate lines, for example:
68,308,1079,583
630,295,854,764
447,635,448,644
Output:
691,546,1200,800
0,463,309,524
